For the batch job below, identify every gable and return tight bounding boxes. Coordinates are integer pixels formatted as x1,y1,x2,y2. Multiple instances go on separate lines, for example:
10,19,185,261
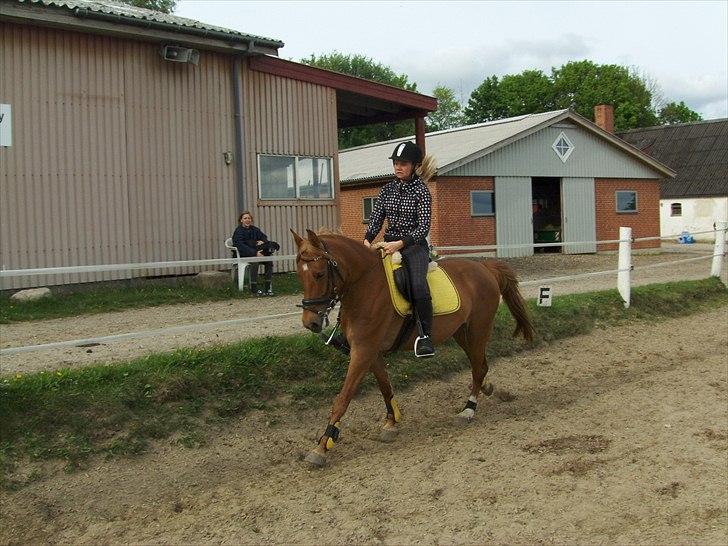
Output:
445,123,663,179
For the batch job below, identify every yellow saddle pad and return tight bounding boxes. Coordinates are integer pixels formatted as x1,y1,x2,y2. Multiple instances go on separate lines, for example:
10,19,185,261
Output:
381,254,461,317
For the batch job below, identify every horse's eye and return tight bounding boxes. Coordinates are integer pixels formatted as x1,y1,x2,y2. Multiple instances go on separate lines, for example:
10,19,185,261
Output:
314,271,325,280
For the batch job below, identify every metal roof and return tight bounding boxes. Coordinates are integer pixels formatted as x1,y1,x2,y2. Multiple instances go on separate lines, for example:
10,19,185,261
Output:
339,109,675,183
618,119,728,198
12,0,284,47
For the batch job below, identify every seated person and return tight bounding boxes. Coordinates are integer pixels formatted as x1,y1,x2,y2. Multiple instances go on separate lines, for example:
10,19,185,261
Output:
232,211,273,296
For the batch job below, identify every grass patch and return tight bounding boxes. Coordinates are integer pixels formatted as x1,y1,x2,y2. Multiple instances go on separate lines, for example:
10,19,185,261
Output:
1,277,726,488
0,273,302,323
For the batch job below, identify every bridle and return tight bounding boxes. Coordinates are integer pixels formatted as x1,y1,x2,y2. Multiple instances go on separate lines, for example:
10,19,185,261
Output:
296,240,344,328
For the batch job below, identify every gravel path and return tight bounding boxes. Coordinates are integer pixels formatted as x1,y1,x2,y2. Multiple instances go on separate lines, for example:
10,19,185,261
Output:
1,244,723,375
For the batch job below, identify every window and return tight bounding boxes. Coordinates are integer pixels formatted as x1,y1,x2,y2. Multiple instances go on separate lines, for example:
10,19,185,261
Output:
258,154,333,200
671,203,682,217
551,131,574,163
471,191,495,216
363,196,378,223
616,191,638,213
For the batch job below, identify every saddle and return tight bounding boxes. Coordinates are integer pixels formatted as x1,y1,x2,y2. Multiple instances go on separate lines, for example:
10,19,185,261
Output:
380,253,460,317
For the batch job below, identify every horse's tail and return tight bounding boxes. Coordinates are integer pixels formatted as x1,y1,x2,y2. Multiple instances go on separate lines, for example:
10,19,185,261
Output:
483,261,535,343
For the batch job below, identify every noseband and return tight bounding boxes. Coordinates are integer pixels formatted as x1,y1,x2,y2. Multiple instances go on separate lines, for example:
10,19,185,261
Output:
296,241,344,327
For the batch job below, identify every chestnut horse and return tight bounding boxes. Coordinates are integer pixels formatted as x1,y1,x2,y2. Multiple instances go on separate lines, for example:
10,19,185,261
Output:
292,230,534,466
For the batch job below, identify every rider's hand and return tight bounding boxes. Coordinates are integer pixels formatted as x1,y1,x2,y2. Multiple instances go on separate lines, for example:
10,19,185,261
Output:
363,239,371,248
256,251,264,257
383,240,404,255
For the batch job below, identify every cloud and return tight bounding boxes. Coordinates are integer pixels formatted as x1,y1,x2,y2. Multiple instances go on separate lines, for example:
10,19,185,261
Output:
392,33,593,99
658,73,728,119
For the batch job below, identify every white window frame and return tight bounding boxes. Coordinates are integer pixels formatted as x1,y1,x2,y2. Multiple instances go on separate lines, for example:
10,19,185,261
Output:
363,196,378,223
615,190,638,213
471,190,495,216
552,131,575,163
670,202,682,217
257,154,334,201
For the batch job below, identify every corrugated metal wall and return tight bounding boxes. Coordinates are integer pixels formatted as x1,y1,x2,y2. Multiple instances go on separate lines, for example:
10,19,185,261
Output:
243,67,339,271
1,23,135,288
561,177,597,253
495,176,533,257
447,124,660,179
1,22,340,288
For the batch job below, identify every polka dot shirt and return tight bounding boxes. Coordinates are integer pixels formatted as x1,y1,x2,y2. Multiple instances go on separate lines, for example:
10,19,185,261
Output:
364,176,432,248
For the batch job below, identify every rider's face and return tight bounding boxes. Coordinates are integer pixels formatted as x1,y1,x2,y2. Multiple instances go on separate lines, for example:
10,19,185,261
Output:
393,160,415,180
241,214,253,226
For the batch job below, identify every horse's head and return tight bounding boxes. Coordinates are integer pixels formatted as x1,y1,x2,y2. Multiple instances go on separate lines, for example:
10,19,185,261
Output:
291,229,343,333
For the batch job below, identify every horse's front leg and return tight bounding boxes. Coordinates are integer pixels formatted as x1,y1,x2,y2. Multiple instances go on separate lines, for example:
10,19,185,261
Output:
370,355,401,443
304,347,372,467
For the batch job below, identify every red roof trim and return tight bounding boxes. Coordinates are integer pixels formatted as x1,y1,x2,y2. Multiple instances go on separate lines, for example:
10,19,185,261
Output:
248,55,437,112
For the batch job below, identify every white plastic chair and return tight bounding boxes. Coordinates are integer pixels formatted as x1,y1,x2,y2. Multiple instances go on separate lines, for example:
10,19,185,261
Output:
225,237,249,292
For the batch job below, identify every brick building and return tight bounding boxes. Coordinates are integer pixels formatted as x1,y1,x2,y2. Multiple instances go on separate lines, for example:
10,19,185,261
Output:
339,107,675,257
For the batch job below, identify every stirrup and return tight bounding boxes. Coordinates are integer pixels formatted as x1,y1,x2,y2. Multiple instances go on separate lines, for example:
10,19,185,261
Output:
414,335,435,358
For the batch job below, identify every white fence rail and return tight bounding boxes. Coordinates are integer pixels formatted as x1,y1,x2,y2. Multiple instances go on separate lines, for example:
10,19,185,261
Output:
1,223,726,356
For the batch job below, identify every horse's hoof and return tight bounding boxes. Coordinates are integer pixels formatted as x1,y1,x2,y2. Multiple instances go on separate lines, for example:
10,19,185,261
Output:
380,427,399,443
482,382,494,396
454,411,475,426
304,451,327,467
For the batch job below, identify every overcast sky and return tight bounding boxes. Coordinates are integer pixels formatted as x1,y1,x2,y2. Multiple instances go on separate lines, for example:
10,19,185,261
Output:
175,0,728,120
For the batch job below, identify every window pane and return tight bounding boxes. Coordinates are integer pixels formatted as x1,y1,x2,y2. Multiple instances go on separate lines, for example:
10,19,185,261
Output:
297,157,333,199
616,191,637,212
363,197,378,221
671,203,682,216
472,191,494,215
259,155,295,199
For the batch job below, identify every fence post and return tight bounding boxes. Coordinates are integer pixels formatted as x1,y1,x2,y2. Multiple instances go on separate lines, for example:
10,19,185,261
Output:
711,220,727,280
617,226,632,308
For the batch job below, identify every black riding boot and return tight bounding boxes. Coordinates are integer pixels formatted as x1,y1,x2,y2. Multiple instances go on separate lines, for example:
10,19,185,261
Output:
413,297,435,357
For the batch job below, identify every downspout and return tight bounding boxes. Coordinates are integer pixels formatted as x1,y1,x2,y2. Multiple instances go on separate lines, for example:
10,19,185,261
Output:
232,55,246,213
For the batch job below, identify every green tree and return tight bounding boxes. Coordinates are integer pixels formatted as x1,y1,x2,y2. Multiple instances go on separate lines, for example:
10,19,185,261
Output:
658,101,703,125
119,0,177,13
302,52,418,148
551,60,657,131
464,75,507,123
426,85,465,131
466,60,660,131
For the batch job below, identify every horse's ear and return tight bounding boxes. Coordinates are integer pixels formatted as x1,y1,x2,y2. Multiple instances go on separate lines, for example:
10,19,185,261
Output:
290,229,304,248
306,229,322,249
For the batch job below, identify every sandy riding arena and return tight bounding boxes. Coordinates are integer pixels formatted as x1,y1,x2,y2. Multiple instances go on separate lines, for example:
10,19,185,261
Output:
1,305,726,544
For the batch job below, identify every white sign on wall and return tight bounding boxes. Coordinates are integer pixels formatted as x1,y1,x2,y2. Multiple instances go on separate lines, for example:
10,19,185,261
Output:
0,104,11,147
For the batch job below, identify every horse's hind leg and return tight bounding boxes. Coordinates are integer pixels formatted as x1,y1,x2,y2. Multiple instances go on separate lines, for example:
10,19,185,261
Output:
371,355,401,443
453,326,492,423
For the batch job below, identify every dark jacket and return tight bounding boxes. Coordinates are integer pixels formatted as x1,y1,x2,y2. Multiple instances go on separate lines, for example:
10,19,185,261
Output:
232,225,268,257
364,176,432,248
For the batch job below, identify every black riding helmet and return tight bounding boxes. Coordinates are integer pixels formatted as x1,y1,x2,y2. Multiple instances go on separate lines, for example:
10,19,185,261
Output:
389,141,423,164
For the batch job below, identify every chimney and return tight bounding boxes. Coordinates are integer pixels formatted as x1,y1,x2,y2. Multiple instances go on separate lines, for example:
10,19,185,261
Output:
594,104,614,133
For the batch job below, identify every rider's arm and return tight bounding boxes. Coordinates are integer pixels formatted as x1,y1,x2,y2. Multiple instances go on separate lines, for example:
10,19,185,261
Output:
403,185,432,248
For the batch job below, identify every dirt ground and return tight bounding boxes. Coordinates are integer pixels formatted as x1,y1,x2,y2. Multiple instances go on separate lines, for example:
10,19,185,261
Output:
1,244,723,375
1,305,726,544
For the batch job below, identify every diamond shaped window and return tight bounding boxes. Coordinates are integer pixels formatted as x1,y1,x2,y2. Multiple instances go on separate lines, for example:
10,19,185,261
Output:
552,132,574,162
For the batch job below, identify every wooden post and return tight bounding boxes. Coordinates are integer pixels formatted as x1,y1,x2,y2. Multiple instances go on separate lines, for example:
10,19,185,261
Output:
415,116,426,154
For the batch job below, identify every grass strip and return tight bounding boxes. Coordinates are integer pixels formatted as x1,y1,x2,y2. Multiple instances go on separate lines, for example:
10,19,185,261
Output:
0,273,302,323
1,277,726,489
